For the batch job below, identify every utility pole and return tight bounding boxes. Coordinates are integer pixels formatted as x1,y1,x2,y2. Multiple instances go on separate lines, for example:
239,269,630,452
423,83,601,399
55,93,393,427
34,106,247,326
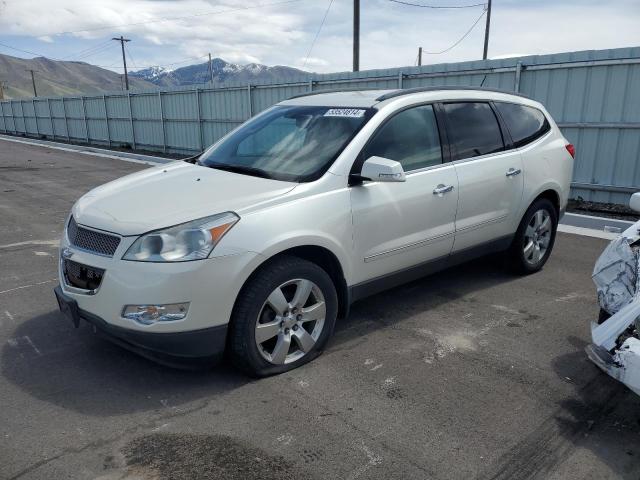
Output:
112,35,131,90
26,69,37,97
0,80,5,100
418,47,422,66
482,0,492,60
208,53,214,84
353,0,360,72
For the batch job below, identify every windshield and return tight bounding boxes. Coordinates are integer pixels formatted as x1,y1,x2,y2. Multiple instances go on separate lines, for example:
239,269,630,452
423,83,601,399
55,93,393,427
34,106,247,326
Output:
198,105,375,182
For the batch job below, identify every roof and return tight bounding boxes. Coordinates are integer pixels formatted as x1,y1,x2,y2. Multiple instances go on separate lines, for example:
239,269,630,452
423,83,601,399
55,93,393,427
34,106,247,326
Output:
278,89,391,108
280,86,532,108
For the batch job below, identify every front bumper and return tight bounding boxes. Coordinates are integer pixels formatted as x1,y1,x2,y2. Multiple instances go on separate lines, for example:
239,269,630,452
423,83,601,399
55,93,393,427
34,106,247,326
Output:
58,232,261,333
55,285,227,366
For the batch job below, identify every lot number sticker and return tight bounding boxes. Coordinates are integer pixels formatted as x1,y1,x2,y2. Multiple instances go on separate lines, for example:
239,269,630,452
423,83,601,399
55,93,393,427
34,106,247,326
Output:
324,108,366,118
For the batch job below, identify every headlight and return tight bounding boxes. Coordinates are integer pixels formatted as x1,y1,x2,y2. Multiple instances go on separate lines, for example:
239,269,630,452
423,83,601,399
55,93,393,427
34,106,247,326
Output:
122,212,239,262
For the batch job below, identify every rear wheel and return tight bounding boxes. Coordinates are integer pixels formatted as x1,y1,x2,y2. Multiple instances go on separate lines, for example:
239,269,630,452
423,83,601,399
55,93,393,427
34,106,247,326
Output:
229,256,338,377
508,198,558,274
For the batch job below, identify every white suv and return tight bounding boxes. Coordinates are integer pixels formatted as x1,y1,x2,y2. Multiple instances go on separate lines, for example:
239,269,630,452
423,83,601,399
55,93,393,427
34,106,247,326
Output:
54,87,574,376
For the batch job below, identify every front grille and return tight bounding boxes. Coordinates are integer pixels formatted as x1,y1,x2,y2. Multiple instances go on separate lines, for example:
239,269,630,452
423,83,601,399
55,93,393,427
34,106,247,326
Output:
63,259,105,291
67,216,120,257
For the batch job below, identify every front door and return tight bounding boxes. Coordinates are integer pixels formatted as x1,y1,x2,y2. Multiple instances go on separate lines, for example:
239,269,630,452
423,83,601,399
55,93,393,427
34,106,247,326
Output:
349,104,459,285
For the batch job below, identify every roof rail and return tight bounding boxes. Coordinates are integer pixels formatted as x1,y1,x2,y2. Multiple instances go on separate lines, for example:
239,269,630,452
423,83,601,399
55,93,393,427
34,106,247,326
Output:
286,87,387,100
375,86,531,102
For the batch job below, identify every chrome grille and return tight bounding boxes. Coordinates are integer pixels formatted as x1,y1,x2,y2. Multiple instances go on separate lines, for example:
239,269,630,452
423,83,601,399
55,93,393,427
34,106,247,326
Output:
63,259,105,291
67,217,121,257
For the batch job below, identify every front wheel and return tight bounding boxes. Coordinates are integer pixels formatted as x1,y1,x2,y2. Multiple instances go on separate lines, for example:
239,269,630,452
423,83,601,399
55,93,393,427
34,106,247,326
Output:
228,256,338,377
508,198,558,274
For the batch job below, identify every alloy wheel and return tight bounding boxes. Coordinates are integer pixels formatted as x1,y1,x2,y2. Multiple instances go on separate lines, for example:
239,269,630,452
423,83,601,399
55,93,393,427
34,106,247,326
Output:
523,209,552,266
255,278,326,365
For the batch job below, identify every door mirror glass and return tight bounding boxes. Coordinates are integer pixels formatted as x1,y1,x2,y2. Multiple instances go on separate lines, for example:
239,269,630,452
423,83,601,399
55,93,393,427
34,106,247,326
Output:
359,156,406,182
630,192,640,213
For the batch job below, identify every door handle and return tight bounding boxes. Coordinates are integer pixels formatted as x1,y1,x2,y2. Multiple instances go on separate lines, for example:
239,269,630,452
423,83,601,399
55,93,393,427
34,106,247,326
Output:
506,168,522,177
433,184,454,195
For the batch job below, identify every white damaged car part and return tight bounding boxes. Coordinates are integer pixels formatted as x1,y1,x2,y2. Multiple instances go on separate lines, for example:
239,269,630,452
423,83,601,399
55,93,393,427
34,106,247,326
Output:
586,192,640,395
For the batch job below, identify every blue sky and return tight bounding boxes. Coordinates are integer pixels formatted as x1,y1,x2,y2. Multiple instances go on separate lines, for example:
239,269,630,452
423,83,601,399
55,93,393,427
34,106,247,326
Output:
0,0,639,73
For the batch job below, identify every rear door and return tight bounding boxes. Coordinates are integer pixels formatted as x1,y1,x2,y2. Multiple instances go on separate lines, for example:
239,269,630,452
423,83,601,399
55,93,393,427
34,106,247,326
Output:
350,104,458,285
442,101,524,252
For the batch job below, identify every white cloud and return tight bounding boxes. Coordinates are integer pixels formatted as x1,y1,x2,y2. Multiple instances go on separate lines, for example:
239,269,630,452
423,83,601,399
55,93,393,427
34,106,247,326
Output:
0,0,639,73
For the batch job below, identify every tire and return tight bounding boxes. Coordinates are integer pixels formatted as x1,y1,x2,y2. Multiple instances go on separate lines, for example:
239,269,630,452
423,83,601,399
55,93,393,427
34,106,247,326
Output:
508,198,558,274
228,255,338,377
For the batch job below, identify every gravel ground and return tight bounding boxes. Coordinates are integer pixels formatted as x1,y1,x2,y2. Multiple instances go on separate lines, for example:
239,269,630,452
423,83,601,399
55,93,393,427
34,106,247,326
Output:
1,138,639,480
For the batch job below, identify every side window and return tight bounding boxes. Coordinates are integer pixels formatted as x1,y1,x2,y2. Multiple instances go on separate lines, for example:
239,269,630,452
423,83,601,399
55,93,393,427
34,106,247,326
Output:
363,104,442,172
442,102,504,161
495,102,550,148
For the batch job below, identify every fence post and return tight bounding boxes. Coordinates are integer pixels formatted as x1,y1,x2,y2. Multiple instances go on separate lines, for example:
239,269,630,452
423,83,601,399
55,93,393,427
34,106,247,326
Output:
10,100,17,134
81,96,89,143
0,102,4,132
195,88,203,151
247,83,252,118
398,71,404,89
61,97,70,141
127,93,136,150
158,91,166,153
20,100,25,134
47,98,55,139
103,95,111,147
32,99,39,136
514,61,523,92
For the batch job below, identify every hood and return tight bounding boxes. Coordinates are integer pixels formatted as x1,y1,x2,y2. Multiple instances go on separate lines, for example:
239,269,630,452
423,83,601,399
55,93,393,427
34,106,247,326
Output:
73,161,296,235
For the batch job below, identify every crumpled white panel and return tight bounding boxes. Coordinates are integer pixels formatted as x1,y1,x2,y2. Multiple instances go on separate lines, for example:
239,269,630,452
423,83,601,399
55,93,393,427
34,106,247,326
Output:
611,337,640,396
592,236,639,315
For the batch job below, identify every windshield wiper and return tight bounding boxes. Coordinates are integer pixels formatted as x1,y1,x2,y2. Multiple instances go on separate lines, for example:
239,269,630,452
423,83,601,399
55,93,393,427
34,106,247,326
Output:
206,163,273,179
182,152,203,164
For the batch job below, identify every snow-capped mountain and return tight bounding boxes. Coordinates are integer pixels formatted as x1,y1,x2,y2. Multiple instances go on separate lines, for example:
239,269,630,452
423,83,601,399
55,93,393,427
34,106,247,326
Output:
129,58,307,87
130,65,172,81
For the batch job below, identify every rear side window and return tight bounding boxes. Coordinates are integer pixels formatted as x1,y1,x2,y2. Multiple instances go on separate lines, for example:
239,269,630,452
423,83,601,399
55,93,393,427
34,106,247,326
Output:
442,102,504,161
495,102,550,148
363,104,442,172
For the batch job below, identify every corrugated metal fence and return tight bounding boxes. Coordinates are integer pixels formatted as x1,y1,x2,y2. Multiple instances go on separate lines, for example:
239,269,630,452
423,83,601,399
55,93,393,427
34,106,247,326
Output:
1,47,639,204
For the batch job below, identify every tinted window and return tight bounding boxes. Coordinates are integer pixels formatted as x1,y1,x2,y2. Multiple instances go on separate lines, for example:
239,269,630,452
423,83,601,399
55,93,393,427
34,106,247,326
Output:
443,102,504,160
495,102,550,148
363,105,442,171
200,105,373,182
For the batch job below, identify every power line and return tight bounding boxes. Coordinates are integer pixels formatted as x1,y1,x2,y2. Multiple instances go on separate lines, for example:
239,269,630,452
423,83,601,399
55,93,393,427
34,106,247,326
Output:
389,0,485,8
0,38,115,63
60,39,114,60
124,44,138,70
0,41,62,60
421,9,486,54
93,54,210,71
303,0,334,68
36,0,307,38
73,42,118,62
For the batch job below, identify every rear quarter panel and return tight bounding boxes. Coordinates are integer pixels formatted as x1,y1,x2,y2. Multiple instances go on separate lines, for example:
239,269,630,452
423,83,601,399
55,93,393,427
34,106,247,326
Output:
518,114,574,224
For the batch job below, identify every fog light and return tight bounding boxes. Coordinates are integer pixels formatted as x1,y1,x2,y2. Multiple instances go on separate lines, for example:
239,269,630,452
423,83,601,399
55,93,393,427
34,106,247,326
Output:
122,303,189,325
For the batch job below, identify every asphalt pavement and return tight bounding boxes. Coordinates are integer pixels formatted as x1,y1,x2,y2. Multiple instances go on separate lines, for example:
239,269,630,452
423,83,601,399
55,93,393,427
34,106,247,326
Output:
1,138,639,480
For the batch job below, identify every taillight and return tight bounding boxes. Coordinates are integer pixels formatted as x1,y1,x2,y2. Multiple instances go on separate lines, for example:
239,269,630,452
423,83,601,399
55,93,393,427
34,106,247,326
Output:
565,143,575,158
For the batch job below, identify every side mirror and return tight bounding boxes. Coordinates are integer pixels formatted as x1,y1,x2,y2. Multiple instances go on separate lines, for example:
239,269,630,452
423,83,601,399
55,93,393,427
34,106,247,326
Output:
356,156,406,183
630,192,640,213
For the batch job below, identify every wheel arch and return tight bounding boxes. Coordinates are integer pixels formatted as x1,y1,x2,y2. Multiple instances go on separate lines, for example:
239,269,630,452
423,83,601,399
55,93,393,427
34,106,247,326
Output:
532,188,561,218
235,243,351,321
